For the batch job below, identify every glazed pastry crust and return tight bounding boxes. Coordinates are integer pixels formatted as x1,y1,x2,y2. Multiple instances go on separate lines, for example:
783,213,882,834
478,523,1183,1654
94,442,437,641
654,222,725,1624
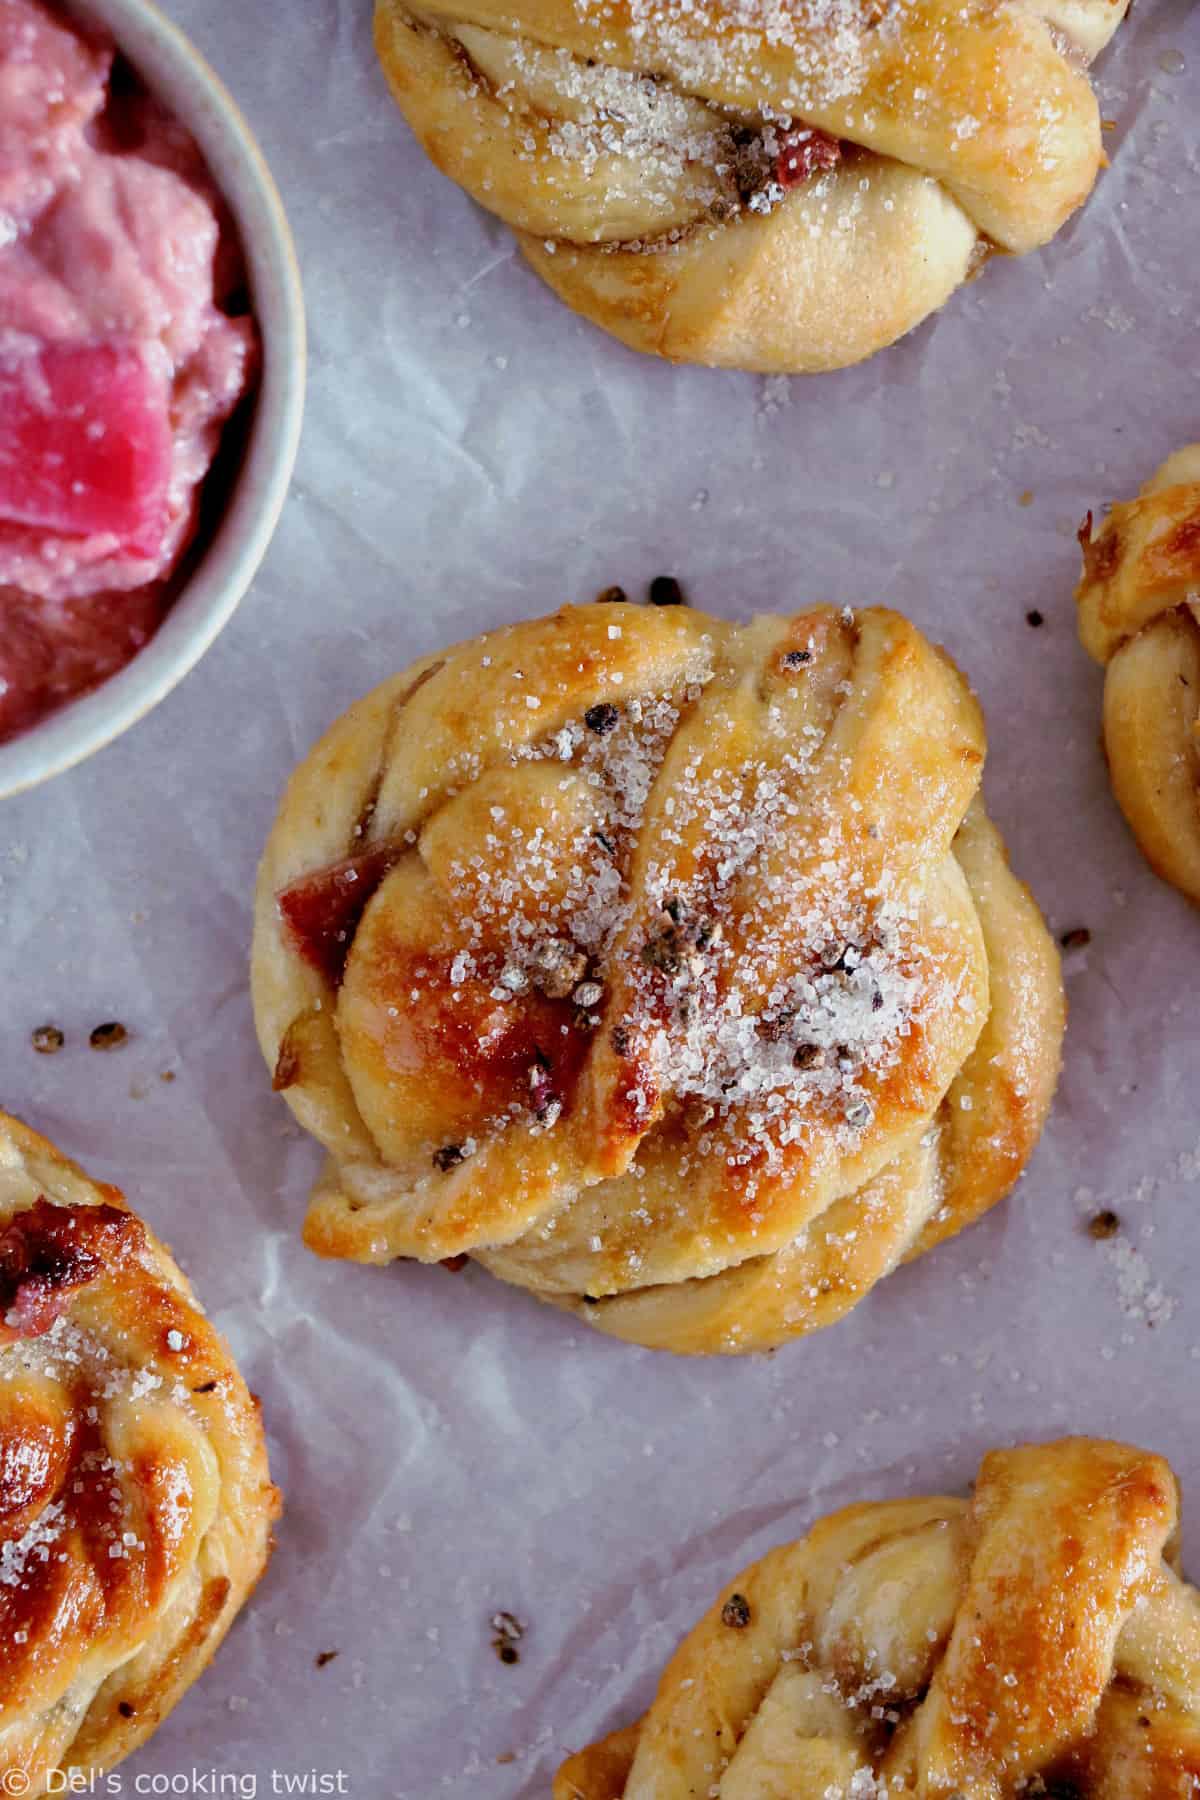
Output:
0,1113,278,1796
555,1437,1200,1798
1076,446,1200,906
252,601,1063,1354
375,0,1127,372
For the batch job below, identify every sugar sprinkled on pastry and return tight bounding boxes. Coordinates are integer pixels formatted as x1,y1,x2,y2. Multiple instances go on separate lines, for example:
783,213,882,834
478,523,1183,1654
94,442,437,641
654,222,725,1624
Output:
374,0,1128,373
554,1436,1200,1797
1077,446,1200,908
0,1112,278,1794
252,600,1063,1354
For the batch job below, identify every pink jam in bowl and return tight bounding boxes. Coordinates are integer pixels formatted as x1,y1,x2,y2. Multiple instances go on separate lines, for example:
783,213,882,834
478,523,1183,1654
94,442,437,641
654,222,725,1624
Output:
0,0,257,743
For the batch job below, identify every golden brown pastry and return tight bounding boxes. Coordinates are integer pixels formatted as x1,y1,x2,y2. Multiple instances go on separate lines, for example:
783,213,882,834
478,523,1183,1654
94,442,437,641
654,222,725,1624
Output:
252,600,1063,1353
1077,446,1200,907
0,1112,278,1795
374,0,1128,373
555,1436,1200,1799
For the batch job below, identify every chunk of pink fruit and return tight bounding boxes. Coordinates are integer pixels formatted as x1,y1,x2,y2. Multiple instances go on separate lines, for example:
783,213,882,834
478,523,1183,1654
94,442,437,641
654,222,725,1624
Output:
774,126,842,189
0,341,171,554
278,844,405,988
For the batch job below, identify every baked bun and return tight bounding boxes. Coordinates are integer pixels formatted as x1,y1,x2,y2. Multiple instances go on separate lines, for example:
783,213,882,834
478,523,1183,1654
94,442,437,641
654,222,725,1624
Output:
555,1436,1200,1798
1077,446,1200,907
375,0,1127,373
0,1113,278,1795
252,600,1063,1354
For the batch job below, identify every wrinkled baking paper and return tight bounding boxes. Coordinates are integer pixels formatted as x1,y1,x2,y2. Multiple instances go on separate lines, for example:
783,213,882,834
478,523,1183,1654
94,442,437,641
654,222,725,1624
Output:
3,2,1199,1794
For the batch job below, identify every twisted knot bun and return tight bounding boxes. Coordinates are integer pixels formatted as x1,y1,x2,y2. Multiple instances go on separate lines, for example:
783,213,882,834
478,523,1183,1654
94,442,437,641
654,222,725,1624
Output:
253,601,1062,1353
1077,446,1200,907
556,1437,1200,1798
0,1115,277,1795
375,0,1127,372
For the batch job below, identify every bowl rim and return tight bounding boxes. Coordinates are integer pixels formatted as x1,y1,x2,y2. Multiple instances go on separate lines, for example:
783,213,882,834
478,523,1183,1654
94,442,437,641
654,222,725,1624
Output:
0,0,307,801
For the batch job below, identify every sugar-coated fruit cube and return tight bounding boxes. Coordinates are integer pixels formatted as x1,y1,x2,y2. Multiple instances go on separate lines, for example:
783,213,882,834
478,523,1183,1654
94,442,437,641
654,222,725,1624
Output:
0,341,172,553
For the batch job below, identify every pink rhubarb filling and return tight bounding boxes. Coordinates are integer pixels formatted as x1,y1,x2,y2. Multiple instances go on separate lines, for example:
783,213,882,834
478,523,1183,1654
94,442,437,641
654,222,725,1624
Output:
0,0,258,744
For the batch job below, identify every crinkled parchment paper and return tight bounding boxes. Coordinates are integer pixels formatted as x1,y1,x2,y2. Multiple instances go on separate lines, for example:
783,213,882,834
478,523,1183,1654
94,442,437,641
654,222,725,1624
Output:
3,2,1200,1793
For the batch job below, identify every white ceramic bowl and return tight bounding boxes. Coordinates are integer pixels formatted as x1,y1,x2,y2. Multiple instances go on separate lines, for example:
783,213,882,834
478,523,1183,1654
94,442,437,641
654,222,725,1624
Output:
0,0,306,800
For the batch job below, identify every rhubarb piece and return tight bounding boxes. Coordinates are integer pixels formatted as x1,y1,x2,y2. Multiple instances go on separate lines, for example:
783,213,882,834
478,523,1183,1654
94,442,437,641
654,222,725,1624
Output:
0,1198,138,1342
774,126,842,189
0,341,172,553
278,843,405,987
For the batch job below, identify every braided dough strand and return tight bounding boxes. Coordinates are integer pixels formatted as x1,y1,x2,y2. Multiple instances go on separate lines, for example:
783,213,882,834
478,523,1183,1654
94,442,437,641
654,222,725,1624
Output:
1076,446,1200,907
560,798,1063,1352
0,1115,277,1795
375,0,1128,371
555,1437,1200,1798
